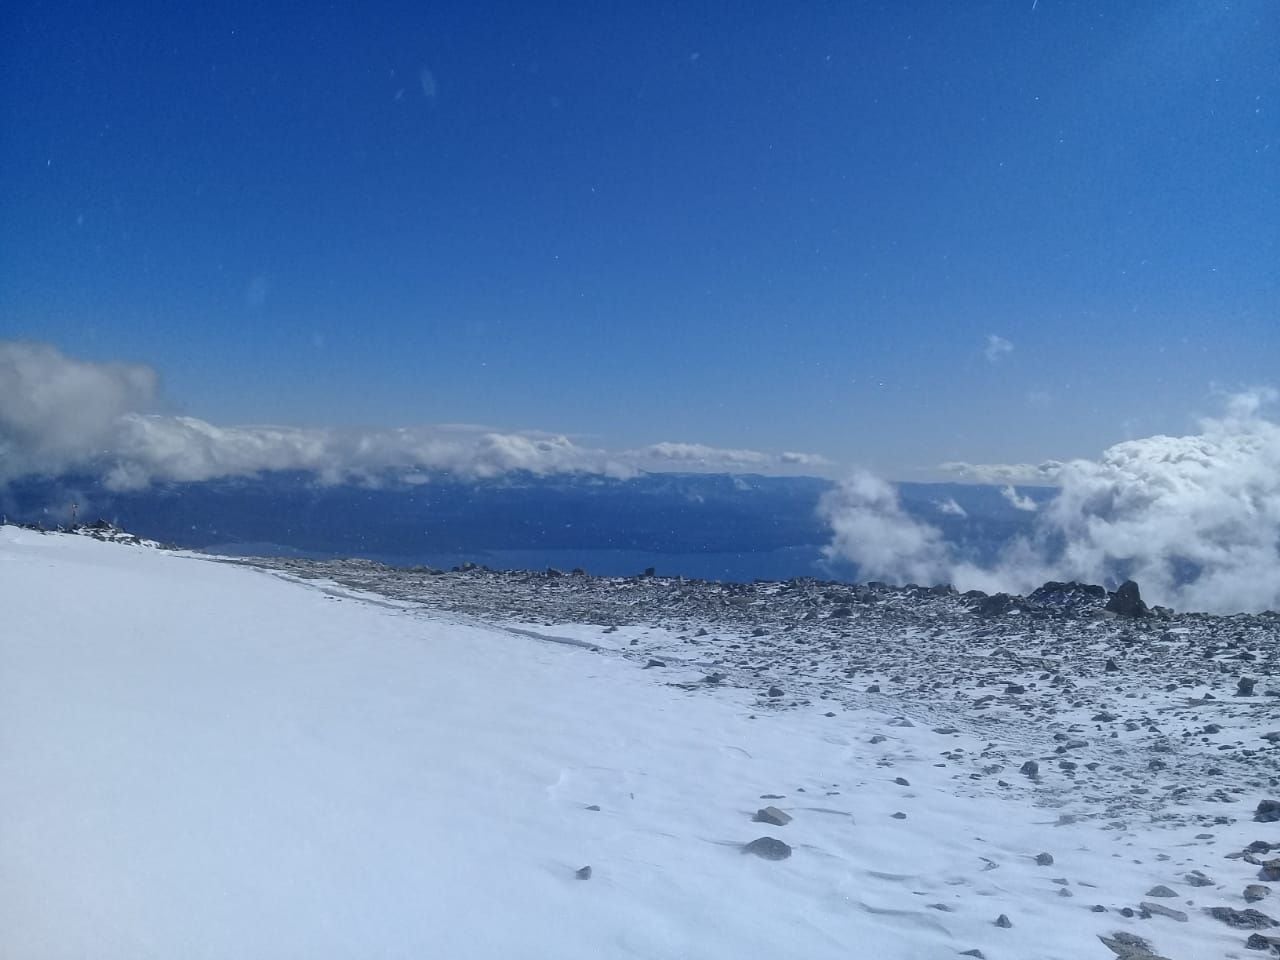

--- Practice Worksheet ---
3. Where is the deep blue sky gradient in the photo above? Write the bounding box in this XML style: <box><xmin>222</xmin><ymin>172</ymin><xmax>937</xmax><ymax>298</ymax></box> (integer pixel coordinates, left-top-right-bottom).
<box><xmin>3</xmin><ymin>1</ymin><xmax>1277</xmax><ymax>475</ymax></box>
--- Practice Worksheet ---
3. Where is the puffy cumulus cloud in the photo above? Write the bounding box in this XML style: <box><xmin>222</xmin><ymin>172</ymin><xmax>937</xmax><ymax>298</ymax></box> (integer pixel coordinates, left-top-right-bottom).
<box><xmin>819</xmin><ymin>471</ymin><xmax>951</xmax><ymax>586</ymax></box>
<box><xmin>0</xmin><ymin>341</ymin><xmax>159</xmax><ymax>479</ymax></box>
<box><xmin>824</xmin><ymin>390</ymin><xmax>1280</xmax><ymax>613</ymax></box>
<box><xmin>999</xmin><ymin>485</ymin><xmax>1039</xmax><ymax>512</ymax></box>
<box><xmin>940</xmin><ymin>460</ymin><xmax>1064</xmax><ymax>485</ymax></box>
<box><xmin>1</xmin><ymin>340</ymin><xmax>830</xmax><ymax>489</ymax></box>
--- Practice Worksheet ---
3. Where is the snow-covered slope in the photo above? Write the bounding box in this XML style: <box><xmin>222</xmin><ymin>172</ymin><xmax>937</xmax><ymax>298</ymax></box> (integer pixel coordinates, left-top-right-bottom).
<box><xmin>0</xmin><ymin>527</ymin><xmax>1261</xmax><ymax>959</ymax></box>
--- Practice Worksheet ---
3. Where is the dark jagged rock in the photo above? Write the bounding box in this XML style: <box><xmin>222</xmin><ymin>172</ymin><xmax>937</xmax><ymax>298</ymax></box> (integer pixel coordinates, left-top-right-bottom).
<box><xmin>1256</xmin><ymin>800</ymin><xmax>1280</xmax><ymax>823</ymax></box>
<box><xmin>1105</xmin><ymin>580</ymin><xmax>1150</xmax><ymax>618</ymax></box>
<box><xmin>1206</xmin><ymin>906</ymin><xmax>1278</xmax><ymax>929</ymax></box>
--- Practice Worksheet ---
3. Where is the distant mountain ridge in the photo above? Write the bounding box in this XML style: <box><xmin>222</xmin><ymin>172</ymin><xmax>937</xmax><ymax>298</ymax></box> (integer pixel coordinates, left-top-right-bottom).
<box><xmin>1</xmin><ymin>471</ymin><xmax>1053</xmax><ymax>581</ymax></box>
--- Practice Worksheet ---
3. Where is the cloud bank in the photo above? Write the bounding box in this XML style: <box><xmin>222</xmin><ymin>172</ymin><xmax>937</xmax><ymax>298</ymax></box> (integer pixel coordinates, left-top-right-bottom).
<box><xmin>823</xmin><ymin>389</ymin><xmax>1280</xmax><ymax>613</ymax></box>
<box><xmin>0</xmin><ymin>341</ymin><xmax>828</xmax><ymax>489</ymax></box>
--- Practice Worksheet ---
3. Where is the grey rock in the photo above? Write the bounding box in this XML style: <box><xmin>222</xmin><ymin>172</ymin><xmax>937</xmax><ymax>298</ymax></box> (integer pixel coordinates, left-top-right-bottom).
<box><xmin>575</xmin><ymin>865</ymin><xmax>592</xmax><ymax>880</ymax></box>
<box><xmin>994</xmin><ymin>913</ymin><xmax>1012</xmax><ymax>928</ymax></box>
<box><xmin>1099</xmin><ymin>932</ymin><xmax>1171</xmax><ymax>960</ymax></box>
<box><xmin>1245</xmin><ymin>933</ymin><xmax>1280</xmax><ymax>951</ymax></box>
<box><xmin>1034</xmin><ymin>852</ymin><xmax>1054</xmax><ymax>866</ymax></box>
<box><xmin>643</xmin><ymin>659</ymin><xmax>666</xmax><ymax>668</ymax></box>
<box><xmin>1206</xmin><ymin>906</ymin><xmax>1278</xmax><ymax>929</ymax></box>
<box><xmin>753</xmin><ymin>806</ymin><xmax>792</xmax><ymax>826</ymax></box>
<box><xmin>742</xmin><ymin>836</ymin><xmax>792</xmax><ymax>860</ymax></box>
<box><xmin>1020</xmin><ymin>760</ymin><xmax>1039</xmax><ymax>777</ymax></box>
<box><xmin>1105</xmin><ymin>580</ymin><xmax>1149</xmax><ymax>617</ymax></box>
<box><xmin>1183</xmin><ymin>871</ymin><xmax>1213</xmax><ymax>887</ymax></box>
<box><xmin>1140</xmin><ymin>901</ymin><xmax>1187</xmax><ymax>922</ymax></box>
<box><xmin>894</xmin><ymin>777</ymin><xmax>910</xmax><ymax>786</ymax></box>
<box><xmin>1256</xmin><ymin>800</ymin><xmax>1280</xmax><ymax>823</ymax></box>
<box><xmin>1246</xmin><ymin>885</ymin><xmax>1272</xmax><ymax>903</ymax></box>
<box><xmin>1146</xmin><ymin>885</ymin><xmax>1178</xmax><ymax>898</ymax></box>
<box><xmin>1239</xmin><ymin>677</ymin><xmax>1258</xmax><ymax>697</ymax></box>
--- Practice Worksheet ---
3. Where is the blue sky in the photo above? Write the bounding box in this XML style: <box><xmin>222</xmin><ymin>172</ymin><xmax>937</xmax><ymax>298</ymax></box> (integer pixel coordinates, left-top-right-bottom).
<box><xmin>3</xmin><ymin>0</ymin><xmax>1277</xmax><ymax>477</ymax></box>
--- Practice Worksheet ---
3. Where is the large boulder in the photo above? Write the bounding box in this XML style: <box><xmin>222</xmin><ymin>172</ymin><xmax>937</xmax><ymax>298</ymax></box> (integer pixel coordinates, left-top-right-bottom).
<box><xmin>1105</xmin><ymin>580</ymin><xmax>1149</xmax><ymax>618</ymax></box>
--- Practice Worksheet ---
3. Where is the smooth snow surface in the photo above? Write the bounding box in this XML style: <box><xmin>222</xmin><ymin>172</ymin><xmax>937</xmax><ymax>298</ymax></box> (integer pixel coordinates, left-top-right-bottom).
<box><xmin>0</xmin><ymin>528</ymin><xmax>1252</xmax><ymax>959</ymax></box>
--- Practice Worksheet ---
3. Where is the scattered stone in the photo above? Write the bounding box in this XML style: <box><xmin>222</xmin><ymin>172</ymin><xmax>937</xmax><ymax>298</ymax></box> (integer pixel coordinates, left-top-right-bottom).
<box><xmin>959</xmin><ymin>950</ymin><xmax>985</xmax><ymax>959</ymax></box>
<box><xmin>585</xmin><ymin>804</ymin><xmax>601</xmax><ymax>812</ymax></box>
<box><xmin>753</xmin><ymin>806</ymin><xmax>792</xmax><ymax>826</ymax></box>
<box><xmin>1183</xmin><ymin>871</ymin><xmax>1213</xmax><ymax>887</ymax></box>
<box><xmin>766</xmin><ymin>685</ymin><xmax>784</xmax><ymax>698</ymax></box>
<box><xmin>1140</xmin><ymin>902</ymin><xmax>1187</xmax><ymax>922</ymax></box>
<box><xmin>994</xmin><ymin>913</ymin><xmax>1012</xmax><ymax>928</ymax></box>
<box><xmin>1105</xmin><ymin>658</ymin><xmax>1120</xmax><ymax>672</ymax></box>
<box><xmin>1240</xmin><ymin>677</ymin><xmax>1259</xmax><ymax>697</ymax></box>
<box><xmin>1005</xmin><ymin>684</ymin><xmax>1026</xmax><ymax>695</ymax></box>
<box><xmin>1246</xmin><ymin>886</ymin><xmax>1272</xmax><ymax>903</ymax></box>
<box><xmin>891</xmin><ymin>812</ymin><xmax>907</xmax><ymax>820</ymax></box>
<box><xmin>869</xmin><ymin>735</ymin><xmax>887</xmax><ymax>744</ymax></box>
<box><xmin>742</xmin><ymin>837</ymin><xmax>792</xmax><ymax>860</ymax></box>
<box><xmin>1099</xmin><ymin>932</ymin><xmax>1171</xmax><ymax>960</ymax></box>
<box><xmin>1146</xmin><ymin>885</ymin><xmax>1177</xmax><ymax>898</ymax></box>
<box><xmin>575</xmin><ymin>865</ymin><xmax>592</xmax><ymax>880</ymax></box>
<box><xmin>1246</xmin><ymin>933</ymin><xmax>1280</xmax><ymax>952</ymax></box>
<box><xmin>894</xmin><ymin>777</ymin><xmax>910</xmax><ymax>786</ymax></box>
<box><xmin>1020</xmin><ymin>760</ymin><xmax>1039</xmax><ymax>777</ymax></box>
<box><xmin>643</xmin><ymin>659</ymin><xmax>666</xmax><ymax>669</ymax></box>
<box><xmin>1206</xmin><ymin>906</ymin><xmax>1278</xmax><ymax>929</ymax></box>
<box><xmin>1034</xmin><ymin>852</ymin><xmax>1054</xmax><ymax>866</ymax></box>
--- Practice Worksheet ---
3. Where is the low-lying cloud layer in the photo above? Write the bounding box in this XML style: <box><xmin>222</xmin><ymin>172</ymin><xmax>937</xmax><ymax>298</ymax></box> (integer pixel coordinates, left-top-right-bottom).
<box><xmin>823</xmin><ymin>389</ymin><xmax>1280</xmax><ymax>613</ymax></box>
<box><xmin>0</xmin><ymin>341</ymin><xmax>827</xmax><ymax>488</ymax></box>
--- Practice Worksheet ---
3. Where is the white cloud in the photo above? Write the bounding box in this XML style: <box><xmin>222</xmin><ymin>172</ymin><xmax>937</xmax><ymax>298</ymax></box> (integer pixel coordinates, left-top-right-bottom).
<box><xmin>999</xmin><ymin>485</ymin><xmax>1039</xmax><ymax>512</ymax></box>
<box><xmin>818</xmin><ymin>471</ymin><xmax>951</xmax><ymax>586</ymax></box>
<box><xmin>984</xmin><ymin>334</ymin><xmax>1014</xmax><ymax>363</ymax></box>
<box><xmin>0</xmin><ymin>341</ymin><xmax>159</xmax><ymax>479</ymax></box>
<box><xmin>940</xmin><ymin>460</ymin><xmax>1064</xmax><ymax>485</ymax></box>
<box><xmin>0</xmin><ymin>341</ymin><xmax>829</xmax><ymax>488</ymax></box>
<box><xmin>934</xmin><ymin>497</ymin><xmax>967</xmax><ymax>517</ymax></box>
<box><xmin>629</xmin><ymin>442</ymin><xmax>829</xmax><ymax>474</ymax></box>
<box><xmin>826</xmin><ymin>389</ymin><xmax>1280</xmax><ymax>613</ymax></box>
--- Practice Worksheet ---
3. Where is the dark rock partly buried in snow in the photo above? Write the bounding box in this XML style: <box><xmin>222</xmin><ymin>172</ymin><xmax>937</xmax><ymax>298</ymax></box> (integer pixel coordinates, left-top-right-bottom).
<box><xmin>742</xmin><ymin>836</ymin><xmax>792</xmax><ymax>860</ymax></box>
<box><xmin>1256</xmin><ymin>800</ymin><xmax>1280</xmax><ymax>823</ymax></box>
<box><xmin>1019</xmin><ymin>760</ymin><xmax>1039</xmax><ymax>777</ymax></box>
<box><xmin>1034</xmin><ymin>852</ymin><xmax>1054</xmax><ymax>866</ymax></box>
<box><xmin>1205</xmin><ymin>906</ymin><xmax>1278</xmax><ymax>929</ymax></box>
<box><xmin>1105</xmin><ymin>580</ymin><xmax>1149</xmax><ymax>618</ymax></box>
<box><xmin>575</xmin><ymin>865</ymin><xmax>592</xmax><ymax>880</ymax></box>
<box><xmin>1245</xmin><ymin>885</ymin><xmax>1272</xmax><ymax>903</ymax></box>
<box><xmin>1099</xmin><ymin>932</ymin><xmax>1171</xmax><ymax>960</ymax></box>
<box><xmin>1239</xmin><ymin>677</ymin><xmax>1258</xmax><ymax>697</ymax></box>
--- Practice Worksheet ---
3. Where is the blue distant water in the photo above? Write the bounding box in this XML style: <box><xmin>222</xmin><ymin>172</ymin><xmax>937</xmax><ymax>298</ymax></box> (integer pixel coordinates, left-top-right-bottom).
<box><xmin>5</xmin><ymin>471</ymin><xmax>1050</xmax><ymax>584</ymax></box>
